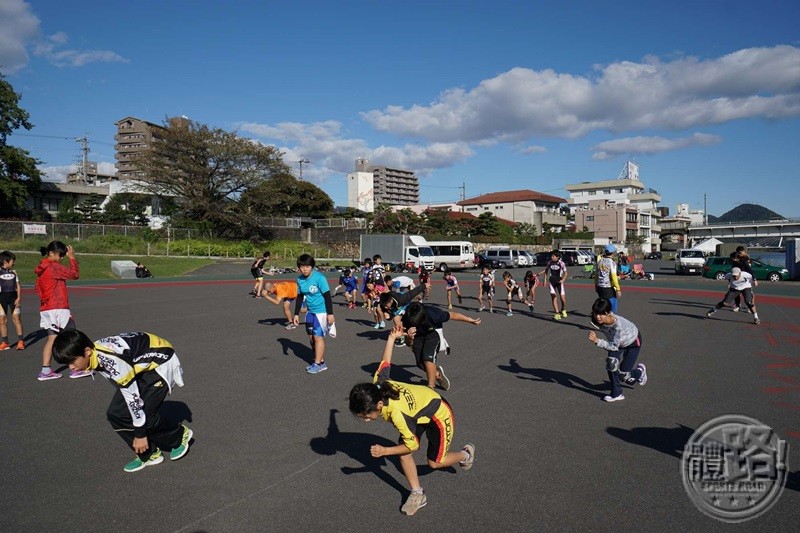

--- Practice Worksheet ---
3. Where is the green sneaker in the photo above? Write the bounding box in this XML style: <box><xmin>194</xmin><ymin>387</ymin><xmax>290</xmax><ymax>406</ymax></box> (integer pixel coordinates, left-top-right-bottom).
<box><xmin>170</xmin><ymin>424</ymin><xmax>194</xmax><ymax>461</ymax></box>
<box><xmin>123</xmin><ymin>448</ymin><xmax>164</xmax><ymax>473</ymax></box>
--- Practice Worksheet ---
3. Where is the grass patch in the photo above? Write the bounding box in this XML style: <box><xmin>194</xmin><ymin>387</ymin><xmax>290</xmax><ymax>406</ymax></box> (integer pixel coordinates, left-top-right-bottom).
<box><xmin>10</xmin><ymin>252</ymin><xmax>214</xmax><ymax>284</ymax></box>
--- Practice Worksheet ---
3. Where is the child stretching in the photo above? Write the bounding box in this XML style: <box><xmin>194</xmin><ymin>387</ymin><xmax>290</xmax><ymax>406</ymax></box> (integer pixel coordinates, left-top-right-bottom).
<box><xmin>477</xmin><ymin>266</ymin><xmax>495</xmax><ymax>313</ymax></box>
<box><xmin>261</xmin><ymin>281</ymin><xmax>299</xmax><ymax>330</ymax></box>
<box><xmin>339</xmin><ymin>269</ymin><xmax>359</xmax><ymax>309</ymax></box>
<box><xmin>587</xmin><ymin>298</ymin><xmax>648</xmax><ymax>402</ymax></box>
<box><xmin>52</xmin><ymin>330</ymin><xmax>192</xmax><ymax>472</ymax></box>
<box><xmin>250</xmin><ymin>251</ymin><xmax>271</xmax><ymax>297</ymax></box>
<box><xmin>0</xmin><ymin>251</ymin><xmax>25</xmax><ymax>350</ymax></box>
<box><xmin>418</xmin><ymin>268</ymin><xmax>431</xmax><ymax>300</ymax></box>
<box><xmin>539</xmin><ymin>250</ymin><xmax>568</xmax><ymax>320</ymax></box>
<box><xmin>443</xmin><ymin>271</ymin><xmax>462</xmax><ymax>310</ymax></box>
<box><xmin>378</xmin><ymin>284</ymin><xmax>426</xmax><ymax>332</ymax></box>
<box><xmin>502</xmin><ymin>271</ymin><xmax>525</xmax><ymax>316</ymax></box>
<box><xmin>401</xmin><ymin>302</ymin><xmax>481</xmax><ymax>391</ymax></box>
<box><xmin>384</xmin><ymin>274</ymin><xmax>415</xmax><ymax>293</ymax></box>
<box><xmin>35</xmin><ymin>241</ymin><xmax>91</xmax><ymax>381</ymax></box>
<box><xmin>349</xmin><ymin>325</ymin><xmax>476</xmax><ymax>516</ymax></box>
<box><xmin>360</xmin><ymin>258</ymin><xmax>373</xmax><ymax>309</ymax></box>
<box><xmin>366</xmin><ymin>281</ymin><xmax>389</xmax><ymax>329</ymax></box>
<box><xmin>706</xmin><ymin>267</ymin><xmax>760</xmax><ymax>325</ymax></box>
<box><xmin>522</xmin><ymin>270</ymin><xmax>540</xmax><ymax>313</ymax></box>
<box><xmin>292</xmin><ymin>254</ymin><xmax>335</xmax><ymax>374</ymax></box>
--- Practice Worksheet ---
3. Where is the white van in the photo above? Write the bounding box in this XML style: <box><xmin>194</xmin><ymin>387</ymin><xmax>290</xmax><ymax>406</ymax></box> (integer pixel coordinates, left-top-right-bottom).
<box><xmin>486</xmin><ymin>246</ymin><xmax>519</xmax><ymax>268</ymax></box>
<box><xmin>427</xmin><ymin>241</ymin><xmax>475</xmax><ymax>271</ymax></box>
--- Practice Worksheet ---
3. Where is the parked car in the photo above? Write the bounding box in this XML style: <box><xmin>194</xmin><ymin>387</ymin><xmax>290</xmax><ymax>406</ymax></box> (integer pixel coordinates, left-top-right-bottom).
<box><xmin>644</xmin><ymin>252</ymin><xmax>663</xmax><ymax>260</ymax></box>
<box><xmin>534</xmin><ymin>252</ymin><xmax>551</xmax><ymax>266</ymax></box>
<box><xmin>560</xmin><ymin>251</ymin><xmax>580</xmax><ymax>266</ymax></box>
<box><xmin>702</xmin><ymin>257</ymin><xmax>789</xmax><ymax>281</ymax></box>
<box><xmin>475</xmin><ymin>253</ymin><xmax>501</xmax><ymax>270</ymax></box>
<box><xmin>575</xmin><ymin>250</ymin><xmax>594</xmax><ymax>265</ymax></box>
<box><xmin>485</xmin><ymin>247</ymin><xmax>520</xmax><ymax>268</ymax></box>
<box><xmin>517</xmin><ymin>250</ymin><xmax>534</xmax><ymax>267</ymax></box>
<box><xmin>674</xmin><ymin>248</ymin><xmax>706</xmax><ymax>275</ymax></box>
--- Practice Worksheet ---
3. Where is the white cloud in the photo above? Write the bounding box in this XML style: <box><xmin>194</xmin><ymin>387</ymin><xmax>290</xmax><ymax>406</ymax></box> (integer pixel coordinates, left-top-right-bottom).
<box><xmin>39</xmin><ymin>164</ymin><xmax>75</xmax><ymax>182</ymax></box>
<box><xmin>363</xmin><ymin>46</ymin><xmax>800</xmax><ymax>143</ymax></box>
<box><xmin>0</xmin><ymin>0</ymin><xmax>40</xmax><ymax>73</ymax></box>
<box><xmin>239</xmin><ymin>121</ymin><xmax>474</xmax><ymax>182</ymax></box>
<box><xmin>590</xmin><ymin>133</ymin><xmax>722</xmax><ymax>160</ymax></box>
<box><xmin>520</xmin><ymin>145</ymin><xmax>547</xmax><ymax>155</ymax></box>
<box><xmin>34</xmin><ymin>32</ymin><xmax>128</xmax><ymax>67</ymax></box>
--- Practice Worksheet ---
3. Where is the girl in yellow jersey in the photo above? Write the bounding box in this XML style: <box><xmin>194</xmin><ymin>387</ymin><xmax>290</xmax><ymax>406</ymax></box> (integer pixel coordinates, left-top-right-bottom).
<box><xmin>349</xmin><ymin>325</ymin><xmax>475</xmax><ymax>516</ymax></box>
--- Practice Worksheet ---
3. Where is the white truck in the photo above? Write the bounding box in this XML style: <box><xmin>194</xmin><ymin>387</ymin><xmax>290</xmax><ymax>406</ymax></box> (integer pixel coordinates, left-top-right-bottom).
<box><xmin>360</xmin><ymin>234</ymin><xmax>435</xmax><ymax>272</ymax></box>
<box><xmin>674</xmin><ymin>248</ymin><xmax>706</xmax><ymax>275</ymax></box>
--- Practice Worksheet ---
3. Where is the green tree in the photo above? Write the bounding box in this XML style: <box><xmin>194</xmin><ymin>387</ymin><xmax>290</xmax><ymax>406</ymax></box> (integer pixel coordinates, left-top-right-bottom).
<box><xmin>240</xmin><ymin>172</ymin><xmax>334</xmax><ymax>218</ymax></box>
<box><xmin>369</xmin><ymin>204</ymin><xmax>423</xmax><ymax>234</ymax></box>
<box><xmin>515</xmin><ymin>222</ymin><xmax>538</xmax><ymax>238</ymax></box>
<box><xmin>56</xmin><ymin>197</ymin><xmax>83</xmax><ymax>223</ymax></box>
<box><xmin>75</xmin><ymin>193</ymin><xmax>104</xmax><ymax>221</ymax></box>
<box><xmin>0</xmin><ymin>71</ymin><xmax>41</xmax><ymax>216</ymax></box>
<box><xmin>472</xmin><ymin>212</ymin><xmax>502</xmax><ymax>236</ymax></box>
<box><xmin>136</xmin><ymin>118</ymin><xmax>289</xmax><ymax>236</ymax></box>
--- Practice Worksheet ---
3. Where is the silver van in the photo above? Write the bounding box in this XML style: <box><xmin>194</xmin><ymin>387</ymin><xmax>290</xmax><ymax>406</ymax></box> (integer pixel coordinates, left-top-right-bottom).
<box><xmin>486</xmin><ymin>247</ymin><xmax>519</xmax><ymax>268</ymax></box>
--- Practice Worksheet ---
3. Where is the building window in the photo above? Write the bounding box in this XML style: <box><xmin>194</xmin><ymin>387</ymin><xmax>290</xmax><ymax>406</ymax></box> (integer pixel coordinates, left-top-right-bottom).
<box><xmin>586</xmin><ymin>216</ymin><xmax>594</xmax><ymax>221</ymax></box>
<box><xmin>588</xmin><ymin>191</ymin><xmax>596</xmax><ymax>195</ymax></box>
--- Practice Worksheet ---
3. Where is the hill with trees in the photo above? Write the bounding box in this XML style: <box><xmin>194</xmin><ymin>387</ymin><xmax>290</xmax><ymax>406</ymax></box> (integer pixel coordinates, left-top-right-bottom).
<box><xmin>711</xmin><ymin>203</ymin><xmax>784</xmax><ymax>223</ymax></box>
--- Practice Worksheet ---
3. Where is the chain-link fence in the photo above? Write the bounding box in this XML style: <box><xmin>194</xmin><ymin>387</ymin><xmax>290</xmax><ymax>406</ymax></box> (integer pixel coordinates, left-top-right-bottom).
<box><xmin>0</xmin><ymin>220</ymin><xmax>197</xmax><ymax>242</ymax></box>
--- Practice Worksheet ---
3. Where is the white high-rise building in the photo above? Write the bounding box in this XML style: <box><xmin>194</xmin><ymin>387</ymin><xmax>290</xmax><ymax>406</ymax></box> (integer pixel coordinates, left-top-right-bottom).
<box><xmin>347</xmin><ymin>157</ymin><xmax>375</xmax><ymax>212</ymax></box>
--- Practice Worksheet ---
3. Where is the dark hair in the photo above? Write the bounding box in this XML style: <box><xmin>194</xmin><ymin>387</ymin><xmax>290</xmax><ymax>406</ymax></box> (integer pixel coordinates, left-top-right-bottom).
<box><xmin>363</xmin><ymin>258</ymin><xmax>371</xmax><ymax>264</ymax></box>
<box><xmin>384</xmin><ymin>274</ymin><xmax>392</xmax><ymax>283</ymax></box>
<box><xmin>402</xmin><ymin>302</ymin><xmax>430</xmax><ymax>329</ymax></box>
<box><xmin>297</xmin><ymin>254</ymin><xmax>315</xmax><ymax>268</ymax></box>
<box><xmin>41</xmin><ymin>240</ymin><xmax>68</xmax><ymax>258</ymax></box>
<box><xmin>502</xmin><ymin>270</ymin><xmax>511</xmax><ymax>279</ymax></box>
<box><xmin>419</xmin><ymin>267</ymin><xmax>428</xmax><ymax>275</ymax></box>
<box><xmin>344</xmin><ymin>269</ymin><xmax>351</xmax><ymax>277</ymax></box>
<box><xmin>372</xmin><ymin>254</ymin><xmax>382</xmax><ymax>262</ymax></box>
<box><xmin>263</xmin><ymin>251</ymin><xmax>271</xmax><ymax>258</ymax></box>
<box><xmin>379</xmin><ymin>292</ymin><xmax>396</xmax><ymax>311</ymax></box>
<box><xmin>551</xmin><ymin>250</ymin><xmax>561</xmax><ymax>258</ymax></box>
<box><xmin>592</xmin><ymin>298</ymin><xmax>613</xmax><ymax>316</ymax></box>
<box><xmin>52</xmin><ymin>329</ymin><xmax>94</xmax><ymax>365</ymax></box>
<box><xmin>735</xmin><ymin>246</ymin><xmax>745</xmax><ymax>253</ymax></box>
<box><xmin>0</xmin><ymin>250</ymin><xmax>16</xmax><ymax>263</ymax></box>
<box><xmin>349</xmin><ymin>382</ymin><xmax>399</xmax><ymax>416</ymax></box>
<box><xmin>524</xmin><ymin>270</ymin><xmax>533</xmax><ymax>280</ymax></box>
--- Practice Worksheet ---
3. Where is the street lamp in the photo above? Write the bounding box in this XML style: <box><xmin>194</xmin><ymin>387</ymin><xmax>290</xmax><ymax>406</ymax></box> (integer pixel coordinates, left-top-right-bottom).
<box><xmin>298</xmin><ymin>158</ymin><xmax>310</xmax><ymax>180</ymax></box>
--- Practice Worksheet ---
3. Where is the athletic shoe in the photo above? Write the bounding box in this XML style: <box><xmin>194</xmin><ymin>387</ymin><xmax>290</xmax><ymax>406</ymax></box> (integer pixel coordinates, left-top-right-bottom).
<box><xmin>307</xmin><ymin>362</ymin><xmax>328</xmax><ymax>374</ymax></box>
<box><xmin>436</xmin><ymin>365</ymin><xmax>450</xmax><ymax>391</ymax></box>
<box><xmin>637</xmin><ymin>363</ymin><xmax>648</xmax><ymax>386</ymax></box>
<box><xmin>401</xmin><ymin>491</ymin><xmax>427</xmax><ymax>516</ymax></box>
<box><xmin>16</xmin><ymin>340</ymin><xmax>25</xmax><ymax>350</ymax></box>
<box><xmin>528</xmin><ymin>304</ymin><xmax>534</xmax><ymax>312</ymax></box>
<box><xmin>706</xmin><ymin>308</ymin><xmax>716</xmax><ymax>317</ymax></box>
<box><xmin>603</xmin><ymin>394</ymin><xmax>625</xmax><ymax>402</ymax></box>
<box><xmin>506</xmin><ymin>311</ymin><xmax>513</xmax><ymax>317</ymax></box>
<box><xmin>123</xmin><ymin>448</ymin><xmax>164</xmax><ymax>473</ymax></box>
<box><xmin>372</xmin><ymin>322</ymin><xmax>381</xmax><ymax>330</ymax></box>
<box><xmin>394</xmin><ymin>337</ymin><xmax>406</xmax><ymax>347</ymax></box>
<box><xmin>606</xmin><ymin>356</ymin><xmax>620</xmax><ymax>372</ymax></box>
<box><xmin>170</xmin><ymin>425</ymin><xmax>194</xmax><ymax>461</ymax></box>
<box><xmin>458</xmin><ymin>295</ymin><xmax>463</xmax><ymax>304</ymax></box>
<box><xmin>754</xmin><ymin>317</ymin><xmax>760</xmax><ymax>325</ymax></box>
<box><xmin>0</xmin><ymin>342</ymin><xmax>9</xmax><ymax>350</ymax></box>
<box><xmin>379</xmin><ymin>321</ymin><xmax>385</xmax><ymax>328</ymax></box>
<box><xmin>732</xmin><ymin>306</ymin><xmax>740</xmax><ymax>312</ymax></box>
<box><xmin>478</xmin><ymin>305</ymin><xmax>485</xmax><ymax>312</ymax></box>
<box><xmin>285</xmin><ymin>323</ymin><xmax>297</xmax><ymax>330</ymax></box>
<box><xmin>69</xmin><ymin>369</ymin><xmax>93</xmax><ymax>379</ymax></box>
<box><xmin>460</xmin><ymin>443</ymin><xmax>476</xmax><ymax>471</ymax></box>
<box><xmin>448</xmin><ymin>304</ymin><xmax>453</xmax><ymax>310</ymax></box>
<box><xmin>37</xmin><ymin>369</ymin><xmax>62</xmax><ymax>381</ymax></box>
<box><xmin>553</xmin><ymin>313</ymin><xmax>562</xmax><ymax>320</ymax></box>
<box><xmin>561</xmin><ymin>310</ymin><xmax>568</xmax><ymax>318</ymax></box>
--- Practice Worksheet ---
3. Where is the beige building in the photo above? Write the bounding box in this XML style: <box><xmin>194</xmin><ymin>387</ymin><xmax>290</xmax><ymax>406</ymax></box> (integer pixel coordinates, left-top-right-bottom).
<box><xmin>457</xmin><ymin>189</ymin><xmax>567</xmax><ymax>232</ymax></box>
<box><xmin>574</xmin><ymin>200</ymin><xmax>641</xmax><ymax>245</ymax></box>
<box><xmin>347</xmin><ymin>158</ymin><xmax>419</xmax><ymax>212</ymax></box>
<box><xmin>115</xmin><ymin>116</ymin><xmax>189</xmax><ymax>179</ymax></box>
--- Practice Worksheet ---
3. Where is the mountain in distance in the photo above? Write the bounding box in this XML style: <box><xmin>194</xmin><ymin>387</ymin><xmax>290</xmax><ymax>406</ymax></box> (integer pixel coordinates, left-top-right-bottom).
<box><xmin>710</xmin><ymin>203</ymin><xmax>784</xmax><ymax>223</ymax></box>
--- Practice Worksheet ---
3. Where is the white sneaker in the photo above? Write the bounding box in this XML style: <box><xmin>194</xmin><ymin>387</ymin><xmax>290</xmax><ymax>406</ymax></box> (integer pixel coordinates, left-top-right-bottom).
<box><xmin>637</xmin><ymin>363</ymin><xmax>648</xmax><ymax>386</ymax></box>
<box><xmin>603</xmin><ymin>394</ymin><xmax>625</xmax><ymax>402</ymax></box>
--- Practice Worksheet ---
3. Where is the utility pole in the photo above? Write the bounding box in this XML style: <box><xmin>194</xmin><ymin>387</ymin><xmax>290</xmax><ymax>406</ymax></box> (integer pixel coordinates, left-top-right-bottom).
<box><xmin>76</xmin><ymin>136</ymin><xmax>90</xmax><ymax>184</ymax></box>
<box><xmin>298</xmin><ymin>158</ymin><xmax>310</xmax><ymax>180</ymax></box>
<box><xmin>703</xmin><ymin>193</ymin><xmax>708</xmax><ymax>225</ymax></box>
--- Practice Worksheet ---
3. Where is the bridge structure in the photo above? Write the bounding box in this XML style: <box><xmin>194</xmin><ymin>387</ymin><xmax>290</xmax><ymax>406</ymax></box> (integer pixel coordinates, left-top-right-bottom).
<box><xmin>660</xmin><ymin>218</ymin><xmax>800</xmax><ymax>249</ymax></box>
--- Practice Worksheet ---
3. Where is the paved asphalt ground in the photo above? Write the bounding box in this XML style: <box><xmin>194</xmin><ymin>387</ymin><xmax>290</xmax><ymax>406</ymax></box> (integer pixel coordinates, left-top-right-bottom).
<box><xmin>1</xmin><ymin>260</ymin><xmax>799</xmax><ymax>532</ymax></box>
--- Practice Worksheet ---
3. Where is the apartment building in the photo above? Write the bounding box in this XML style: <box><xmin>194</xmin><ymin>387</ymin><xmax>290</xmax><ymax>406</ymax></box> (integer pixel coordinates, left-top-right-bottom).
<box><xmin>457</xmin><ymin>189</ymin><xmax>568</xmax><ymax>231</ymax></box>
<box><xmin>346</xmin><ymin>158</ymin><xmax>419</xmax><ymax>212</ymax></box>
<box><xmin>566</xmin><ymin>162</ymin><xmax>662</xmax><ymax>251</ymax></box>
<box><xmin>114</xmin><ymin>115</ymin><xmax>190</xmax><ymax>179</ymax></box>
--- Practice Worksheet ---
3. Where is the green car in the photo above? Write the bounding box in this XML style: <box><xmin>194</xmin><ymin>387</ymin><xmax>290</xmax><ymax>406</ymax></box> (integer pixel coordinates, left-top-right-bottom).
<box><xmin>702</xmin><ymin>256</ymin><xmax>790</xmax><ymax>281</ymax></box>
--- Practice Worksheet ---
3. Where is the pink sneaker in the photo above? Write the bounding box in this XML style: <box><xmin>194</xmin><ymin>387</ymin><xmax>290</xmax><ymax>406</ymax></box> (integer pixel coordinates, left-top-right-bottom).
<box><xmin>38</xmin><ymin>369</ymin><xmax>62</xmax><ymax>381</ymax></box>
<box><xmin>69</xmin><ymin>369</ymin><xmax>93</xmax><ymax>379</ymax></box>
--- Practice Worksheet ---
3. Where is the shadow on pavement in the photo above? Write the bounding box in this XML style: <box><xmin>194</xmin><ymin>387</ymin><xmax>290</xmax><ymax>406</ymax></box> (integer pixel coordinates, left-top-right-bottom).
<box><xmin>606</xmin><ymin>424</ymin><xmax>695</xmax><ymax>459</ymax></box>
<box><xmin>498</xmin><ymin>358</ymin><xmax>607</xmax><ymax>398</ymax></box>
<box><xmin>310</xmin><ymin>409</ymin><xmax>407</xmax><ymax>498</ymax></box>
<box><xmin>22</xmin><ymin>329</ymin><xmax>48</xmax><ymax>348</ymax></box>
<box><xmin>653</xmin><ymin>311</ymin><xmax>707</xmax><ymax>321</ymax></box>
<box><xmin>360</xmin><ymin>362</ymin><xmax>425</xmax><ymax>384</ymax></box>
<box><xmin>275</xmin><ymin>337</ymin><xmax>314</xmax><ymax>365</ymax></box>
<box><xmin>649</xmin><ymin>298</ymin><xmax>711</xmax><ymax>309</ymax></box>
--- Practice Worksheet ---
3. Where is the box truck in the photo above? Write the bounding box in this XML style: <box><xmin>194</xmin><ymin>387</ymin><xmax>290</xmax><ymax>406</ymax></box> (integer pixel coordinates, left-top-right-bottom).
<box><xmin>360</xmin><ymin>234</ymin><xmax>435</xmax><ymax>271</ymax></box>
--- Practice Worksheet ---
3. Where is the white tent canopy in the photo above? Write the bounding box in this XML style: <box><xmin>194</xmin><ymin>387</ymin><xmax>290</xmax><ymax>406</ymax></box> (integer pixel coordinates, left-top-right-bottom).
<box><xmin>689</xmin><ymin>237</ymin><xmax>723</xmax><ymax>253</ymax></box>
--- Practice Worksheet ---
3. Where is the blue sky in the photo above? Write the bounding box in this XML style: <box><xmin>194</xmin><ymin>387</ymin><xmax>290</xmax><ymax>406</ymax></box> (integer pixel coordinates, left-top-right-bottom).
<box><xmin>3</xmin><ymin>0</ymin><xmax>800</xmax><ymax>217</ymax></box>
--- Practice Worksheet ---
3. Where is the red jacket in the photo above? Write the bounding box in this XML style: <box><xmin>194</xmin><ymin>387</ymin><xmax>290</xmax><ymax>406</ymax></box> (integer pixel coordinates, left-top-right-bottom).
<box><xmin>34</xmin><ymin>257</ymin><xmax>79</xmax><ymax>311</ymax></box>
